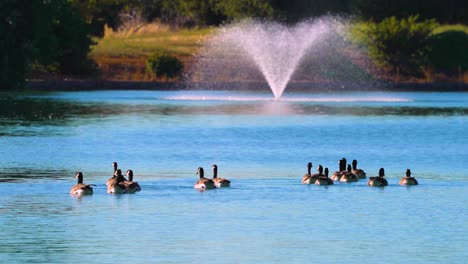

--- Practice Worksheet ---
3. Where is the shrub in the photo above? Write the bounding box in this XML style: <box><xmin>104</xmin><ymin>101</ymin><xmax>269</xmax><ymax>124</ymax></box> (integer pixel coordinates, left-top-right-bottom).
<box><xmin>427</xmin><ymin>30</ymin><xmax>468</xmax><ymax>71</ymax></box>
<box><xmin>145</xmin><ymin>51</ymin><xmax>183</xmax><ymax>79</ymax></box>
<box><xmin>360</xmin><ymin>16</ymin><xmax>438</xmax><ymax>76</ymax></box>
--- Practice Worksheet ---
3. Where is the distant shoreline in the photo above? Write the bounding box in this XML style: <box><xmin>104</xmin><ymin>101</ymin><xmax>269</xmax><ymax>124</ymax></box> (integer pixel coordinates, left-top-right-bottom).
<box><xmin>26</xmin><ymin>80</ymin><xmax>468</xmax><ymax>92</ymax></box>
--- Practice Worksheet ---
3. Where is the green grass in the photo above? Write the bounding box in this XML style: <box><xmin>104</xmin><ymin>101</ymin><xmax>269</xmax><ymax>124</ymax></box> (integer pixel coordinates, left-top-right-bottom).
<box><xmin>90</xmin><ymin>24</ymin><xmax>213</xmax><ymax>58</ymax></box>
<box><xmin>432</xmin><ymin>24</ymin><xmax>468</xmax><ymax>34</ymax></box>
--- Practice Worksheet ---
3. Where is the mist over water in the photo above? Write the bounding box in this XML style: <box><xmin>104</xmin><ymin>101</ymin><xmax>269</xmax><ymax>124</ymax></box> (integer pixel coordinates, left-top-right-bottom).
<box><xmin>187</xmin><ymin>17</ymin><xmax>373</xmax><ymax>99</ymax></box>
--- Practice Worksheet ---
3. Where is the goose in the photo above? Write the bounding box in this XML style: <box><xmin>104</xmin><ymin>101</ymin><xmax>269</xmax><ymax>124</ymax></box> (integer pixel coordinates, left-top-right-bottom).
<box><xmin>399</xmin><ymin>169</ymin><xmax>418</xmax><ymax>186</ymax></box>
<box><xmin>368</xmin><ymin>168</ymin><xmax>388</xmax><ymax>187</ymax></box>
<box><xmin>315</xmin><ymin>167</ymin><xmax>334</xmax><ymax>186</ymax></box>
<box><xmin>106</xmin><ymin>162</ymin><xmax>118</xmax><ymax>187</ymax></box>
<box><xmin>331</xmin><ymin>158</ymin><xmax>347</xmax><ymax>181</ymax></box>
<box><xmin>107</xmin><ymin>162</ymin><xmax>127</xmax><ymax>187</ymax></box>
<box><xmin>120</xmin><ymin>169</ymin><xmax>142</xmax><ymax>193</ymax></box>
<box><xmin>107</xmin><ymin>169</ymin><xmax>127</xmax><ymax>194</ymax></box>
<box><xmin>70</xmin><ymin>172</ymin><xmax>94</xmax><ymax>196</ymax></box>
<box><xmin>301</xmin><ymin>162</ymin><xmax>314</xmax><ymax>184</ymax></box>
<box><xmin>212</xmin><ymin>164</ymin><xmax>230</xmax><ymax>188</ymax></box>
<box><xmin>351</xmin><ymin>159</ymin><xmax>366</xmax><ymax>179</ymax></box>
<box><xmin>340</xmin><ymin>164</ymin><xmax>358</xmax><ymax>183</ymax></box>
<box><xmin>194</xmin><ymin>167</ymin><xmax>215</xmax><ymax>190</ymax></box>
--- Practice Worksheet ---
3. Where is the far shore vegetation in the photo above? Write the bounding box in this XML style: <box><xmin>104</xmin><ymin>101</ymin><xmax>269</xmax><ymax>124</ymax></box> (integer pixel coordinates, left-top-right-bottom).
<box><xmin>1</xmin><ymin>0</ymin><xmax>467</xmax><ymax>90</ymax></box>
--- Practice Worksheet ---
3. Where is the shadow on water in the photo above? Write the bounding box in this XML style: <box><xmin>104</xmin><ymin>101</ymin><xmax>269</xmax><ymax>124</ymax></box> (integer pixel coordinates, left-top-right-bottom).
<box><xmin>1</xmin><ymin>92</ymin><xmax>467</xmax><ymax>135</ymax></box>
<box><xmin>0</xmin><ymin>168</ymin><xmax>71</xmax><ymax>183</ymax></box>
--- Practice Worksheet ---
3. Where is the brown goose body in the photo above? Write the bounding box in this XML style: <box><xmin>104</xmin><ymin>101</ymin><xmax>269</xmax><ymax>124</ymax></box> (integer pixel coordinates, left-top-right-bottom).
<box><xmin>315</xmin><ymin>168</ymin><xmax>334</xmax><ymax>186</ymax></box>
<box><xmin>212</xmin><ymin>165</ymin><xmax>230</xmax><ymax>188</ymax></box>
<box><xmin>340</xmin><ymin>165</ymin><xmax>358</xmax><ymax>183</ymax></box>
<box><xmin>331</xmin><ymin>158</ymin><xmax>347</xmax><ymax>181</ymax></box>
<box><xmin>70</xmin><ymin>172</ymin><xmax>93</xmax><ymax>196</ymax></box>
<box><xmin>194</xmin><ymin>167</ymin><xmax>215</xmax><ymax>190</ymax></box>
<box><xmin>399</xmin><ymin>169</ymin><xmax>418</xmax><ymax>186</ymax></box>
<box><xmin>107</xmin><ymin>162</ymin><xmax>128</xmax><ymax>187</ymax></box>
<box><xmin>301</xmin><ymin>162</ymin><xmax>317</xmax><ymax>184</ymax></box>
<box><xmin>107</xmin><ymin>169</ymin><xmax>127</xmax><ymax>194</ymax></box>
<box><xmin>368</xmin><ymin>168</ymin><xmax>388</xmax><ymax>187</ymax></box>
<box><xmin>351</xmin><ymin>160</ymin><xmax>366</xmax><ymax>179</ymax></box>
<box><xmin>118</xmin><ymin>169</ymin><xmax>141</xmax><ymax>193</ymax></box>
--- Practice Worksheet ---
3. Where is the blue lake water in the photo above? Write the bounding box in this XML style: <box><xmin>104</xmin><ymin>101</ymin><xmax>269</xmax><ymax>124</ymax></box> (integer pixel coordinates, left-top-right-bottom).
<box><xmin>0</xmin><ymin>90</ymin><xmax>467</xmax><ymax>263</ymax></box>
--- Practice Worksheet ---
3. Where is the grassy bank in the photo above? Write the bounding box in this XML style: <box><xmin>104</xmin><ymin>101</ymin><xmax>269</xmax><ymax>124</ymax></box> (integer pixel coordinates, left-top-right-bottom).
<box><xmin>90</xmin><ymin>24</ymin><xmax>212</xmax><ymax>80</ymax></box>
<box><xmin>90</xmin><ymin>22</ymin><xmax>467</xmax><ymax>83</ymax></box>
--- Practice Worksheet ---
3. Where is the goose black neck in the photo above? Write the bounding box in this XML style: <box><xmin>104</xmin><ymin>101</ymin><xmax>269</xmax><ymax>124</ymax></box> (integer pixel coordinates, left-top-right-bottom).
<box><xmin>340</xmin><ymin>159</ymin><xmax>346</xmax><ymax>171</ymax></box>
<box><xmin>379</xmin><ymin>168</ymin><xmax>385</xmax><ymax>177</ymax></box>
<box><xmin>307</xmin><ymin>162</ymin><xmax>312</xmax><ymax>175</ymax></box>
<box><xmin>77</xmin><ymin>174</ymin><xmax>83</xmax><ymax>184</ymax></box>
<box><xmin>112</xmin><ymin>162</ymin><xmax>118</xmax><ymax>173</ymax></box>
<box><xmin>324</xmin><ymin>168</ymin><xmax>329</xmax><ymax>178</ymax></box>
<box><xmin>127</xmin><ymin>170</ymin><xmax>134</xmax><ymax>181</ymax></box>
<box><xmin>352</xmin><ymin>160</ymin><xmax>357</xmax><ymax>170</ymax></box>
<box><xmin>213</xmin><ymin>166</ymin><xmax>218</xmax><ymax>179</ymax></box>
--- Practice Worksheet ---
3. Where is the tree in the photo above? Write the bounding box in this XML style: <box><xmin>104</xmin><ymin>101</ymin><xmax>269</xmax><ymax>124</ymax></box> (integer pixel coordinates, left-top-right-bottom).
<box><xmin>0</xmin><ymin>0</ymin><xmax>56</xmax><ymax>89</ymax></box>
<box><xmin>360</xmin><ymin>16</ymin><xmax>438</xmax><ymax>78</ymax></box>
<box><xmin>0</xmin><ymin>0</ymin><xmax>95</xmax><ymax>89</ymax></box>
<box><xmin>352</xmin><ymin>0</ymin><xmax>467</xmax><ymax>24</ymax></box>
<box><xmin>427</xmin><ymin>30</ymin><xmax>468</xmax><ymax>77</ymax></box>
<box><xmin>209</xmin><ymin>0</ymin><xmax>274</xmax><ymax>22</ymax></box>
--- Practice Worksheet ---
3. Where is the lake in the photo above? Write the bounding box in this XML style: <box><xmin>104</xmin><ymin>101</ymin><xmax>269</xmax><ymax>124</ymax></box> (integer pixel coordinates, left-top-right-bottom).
<box><xmin>0</xmin><ymin>90</ymin><xmax>467</xmax><ymax>263</ymax></box>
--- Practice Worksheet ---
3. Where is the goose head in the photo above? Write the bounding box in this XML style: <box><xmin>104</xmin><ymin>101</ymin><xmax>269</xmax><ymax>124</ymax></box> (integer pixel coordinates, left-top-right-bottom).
<box><xmin>406</xmin><ymin>169</ymin><xmax>411</xmax><ymax>177</ymax></box>
<box><xmin>126</xmin><ymin>169</ymin><xmax>134</xmax><ymax>181</ymax></box>
<box><xmin>115</xmin><ymin>169</ymin><xmax>125</xmax><ymax>183</ymax></box>
<box><xmin>75</xmin><ymin>172</ymin><xmax>84</xmax><ymax>184</ymax></box>
<box><xmin>379</xmin><ymin>168</ymin><xmax>385</xmax><ymax>177</ymax></box>
<box><xmin>324</xmin><ymin>168</ymin><xmax>329</xmax><ymax>178</ymax></box>
<box><xmin>197</xmin><ymin>167</ymin><xmax>204</xmax><ymax>178</ymax></box>
<box><xmin>317</xmin><ymin>165</ymin><xmax>323</xmax><ymax>175</ymax></box>
<box><xmin>112</xmin><ymin>162</ymin><xmax>118</xmax><ymax>173</ymax></box>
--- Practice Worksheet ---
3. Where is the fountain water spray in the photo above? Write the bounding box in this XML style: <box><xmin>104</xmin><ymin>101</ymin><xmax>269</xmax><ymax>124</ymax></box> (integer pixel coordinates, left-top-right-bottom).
<box><xmin>187</xmin><ymin>17</ymin><xmax>345</xmax><ymax>100</ymax></box>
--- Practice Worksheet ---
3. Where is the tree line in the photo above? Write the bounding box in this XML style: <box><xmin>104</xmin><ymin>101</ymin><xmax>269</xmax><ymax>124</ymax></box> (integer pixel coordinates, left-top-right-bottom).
<box><xmin>1</xmin><ymin>0</ymin><xmax>467</xmax><ymax>89</ymax></box>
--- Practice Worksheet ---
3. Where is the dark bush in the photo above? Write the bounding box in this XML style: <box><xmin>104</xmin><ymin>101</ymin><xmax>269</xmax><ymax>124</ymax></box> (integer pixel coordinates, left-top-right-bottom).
<box><xmin>361</xmin><ymin>16</ymin><xmax>438</xmax><ymax>76</ymax></box>
<box><xmin>146</xmin><ymin>51</ymin><xmax>183</xmax><ymax>79</ymax></box>
<box><xmin>427</xmin><ymin>30</ymin><xmax>468</xmax><ymax>71</ymax></box>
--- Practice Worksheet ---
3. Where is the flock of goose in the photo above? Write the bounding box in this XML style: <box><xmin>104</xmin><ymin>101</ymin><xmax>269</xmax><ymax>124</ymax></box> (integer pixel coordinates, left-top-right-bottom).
<box><xmin>69</xmin><ymin>158</ymin><xmax>418</xmax><ymax>196</ymax></box>
<box><xmin>302</xmin><ymin>158</ymin><xmax>418</xmax><ymax>187</ymax></box>
<box><xmin>69</xmin><ymin>162</ymin><xmax>141</xmax><ymax>196</ymax></box>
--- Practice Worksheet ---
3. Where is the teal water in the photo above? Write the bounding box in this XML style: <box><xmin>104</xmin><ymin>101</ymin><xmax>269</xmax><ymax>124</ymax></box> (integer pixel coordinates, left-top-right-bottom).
<box><xmin>0</xmin><ymin>90</ymin><xmax>467</xmax><ymax>263</ymax></box>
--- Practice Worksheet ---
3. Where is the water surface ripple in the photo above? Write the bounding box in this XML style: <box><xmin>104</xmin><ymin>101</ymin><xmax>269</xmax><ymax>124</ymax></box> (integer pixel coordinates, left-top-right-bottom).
<box><xmin>0</xmin><ymin>90</ymin><xmax>467</xmax><ymax>263</ymax></box>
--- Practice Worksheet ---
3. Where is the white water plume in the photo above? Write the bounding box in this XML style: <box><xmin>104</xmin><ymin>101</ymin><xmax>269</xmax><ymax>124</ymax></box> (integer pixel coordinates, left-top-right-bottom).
<box><xmin>187</xmin><ymin>17</ymin><xmax>348</xmax><ymax>99</ymax></box>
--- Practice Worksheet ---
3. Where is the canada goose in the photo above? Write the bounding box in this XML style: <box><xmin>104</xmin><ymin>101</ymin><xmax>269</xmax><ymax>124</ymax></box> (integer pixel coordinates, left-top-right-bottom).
<box><xmin>368</xmin><ymin>168</ymin><xmax>388</xmax><ymax>187</ymax></box>
<box><xmin>107</xmin><ymin>162</ymin><xmax>127</xmax><ymax>187</ymax></box>
<box><xmin>340</xmin><ymin>164</ymin><xmax>358</xmax><ymax>183</ymax></box>
<box><xmin>331</xmin><ymin>158</ymin><xmax>347</xmax><ymax>181</ymax></box>
<box><xmin>120</xmin><ymin>169</ymin><xmax>141</xmax><ymax>193</ymax></box>
<box><xmin>70</xmin><ymin>172</ymin><xmax>94</xmax><ymax>196</ymax></box>
<box><xmin>107</xmin><ymin>169</ymin><xmax>127</xmax><ymax>194</ymax></box>
<box><xmin>194</xmin><ymin>167</ymin><xmax>215</xmax><ymax>190</ymax></box>
<box><xmin>302</xmin><ymin>162</ymin><xmax>313</xmax><ymax>184</ymax></box>
<box><xmin>106</xmin><ymin>162</ymin><xmax>118</xmax><ymax>186</ymax></box>
<box><xmin>315</xmin><ymin>167</ymin><xmax>334</xmax><ymax>185</ymax></box>
<box><xmin>212</xmin><ymin>164</ymin><xmax>230</xmax><ymax>187</ymax></box>
<box><xmin>351</xmin><ymin>159</ymin><xmax>366</xmax><ymax>179</ymax></box>
<box><xmin>399</xmin><ymin>169</ymin><xmax>418</xmax><ymax>186</ymax></box>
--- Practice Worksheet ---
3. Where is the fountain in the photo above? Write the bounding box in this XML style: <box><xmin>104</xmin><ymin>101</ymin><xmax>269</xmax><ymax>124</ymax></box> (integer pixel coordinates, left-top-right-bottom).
<box><xmin>187</xmin><ymin>17</ymin><xmax>357</xmax><ymax>100</ymax></box>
